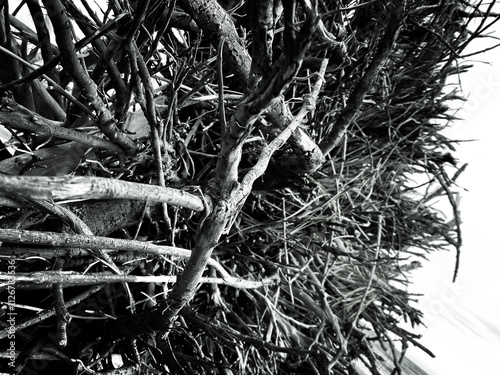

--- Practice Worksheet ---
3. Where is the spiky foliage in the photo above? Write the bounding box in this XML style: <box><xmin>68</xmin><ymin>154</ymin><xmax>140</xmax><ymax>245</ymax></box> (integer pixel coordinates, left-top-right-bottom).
<box><xmin>0</xmin><ymin>1</ymin><xmax>496</xmax><ymax>374</ymax></box>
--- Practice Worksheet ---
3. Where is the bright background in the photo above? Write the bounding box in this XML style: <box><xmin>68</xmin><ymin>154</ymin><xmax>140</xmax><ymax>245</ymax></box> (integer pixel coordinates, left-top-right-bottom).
<box><xmin>405</xmin><ymin>16</ymin><xmax>500</xmax><ymax>375</ymax></box>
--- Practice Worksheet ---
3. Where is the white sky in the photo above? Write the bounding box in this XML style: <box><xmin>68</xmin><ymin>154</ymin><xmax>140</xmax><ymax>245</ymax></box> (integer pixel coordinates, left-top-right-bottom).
<box><xmin>404</xmin><ymin>13</ymin><xmax>500</xmax><ymax>375</ymax></box>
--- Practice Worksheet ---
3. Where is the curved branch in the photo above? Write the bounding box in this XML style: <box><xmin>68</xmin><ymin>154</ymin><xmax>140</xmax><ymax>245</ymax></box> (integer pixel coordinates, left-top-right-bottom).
<box><xmin>180</xmin><ymin>0</ymin><xmax>324</xmax><ymax>173</ymax></box>
<box><xmin>242</xmin><ymin>59</ymin><xmax>329</xmax><ymax>190</ymax></box>
<box><xmin>41</xmin><ymin>0</ymin><xmax>137</xmax><ymax>155</ymax></box>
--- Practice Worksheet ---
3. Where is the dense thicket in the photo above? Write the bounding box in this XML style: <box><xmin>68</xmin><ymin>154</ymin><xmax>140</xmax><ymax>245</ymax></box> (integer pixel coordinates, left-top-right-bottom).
<box><xmin>0</xmin><ymin>0</ymin><xmax>497</xmax><ymax>374</ymax></box>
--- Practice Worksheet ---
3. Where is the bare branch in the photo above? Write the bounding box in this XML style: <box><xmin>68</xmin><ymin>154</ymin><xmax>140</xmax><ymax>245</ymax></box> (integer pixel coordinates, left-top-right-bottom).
<box><xmin>2</xmin><ymin>270</ymin><xmax>279</xmax><ymax>290</ymax></box>
<box><xmin>41</xmin><ymin>0</ymin><xmax>137</xmax><ymax>154</ymax></box>
<box><xmin>0</xmin><ymin>175</ymin><xmax>206</xmax><ymax>211</ymax></box>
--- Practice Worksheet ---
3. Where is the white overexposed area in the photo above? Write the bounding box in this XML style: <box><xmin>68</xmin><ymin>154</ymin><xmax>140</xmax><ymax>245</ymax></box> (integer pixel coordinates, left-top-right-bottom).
<box><xmin>405</xmin><ymin>15</ymin><xmax>500</xmax><ymax>375</ymax></box>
